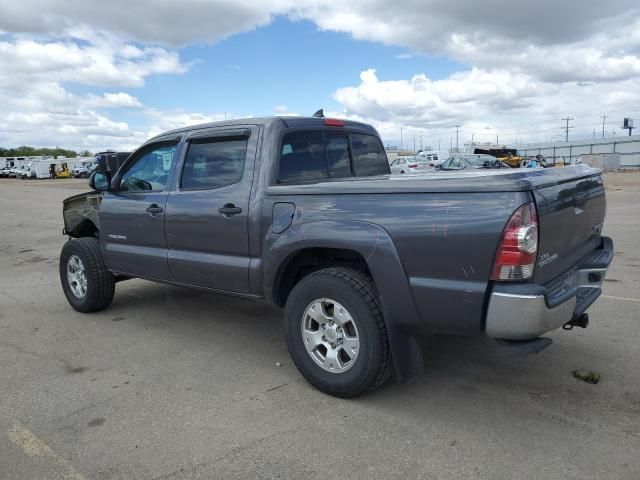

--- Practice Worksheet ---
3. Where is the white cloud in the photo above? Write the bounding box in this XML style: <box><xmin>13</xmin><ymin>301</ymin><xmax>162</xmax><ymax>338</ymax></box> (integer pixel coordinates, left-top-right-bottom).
<box><xmin>0</xmin><ymin>0</ymin><xmax>298</xmax><ymax>45</ymax></box>
<box><xmin>330</xmin><ymin>68</ymin><xmax>640</xmax><ymax>147</ymax></box>
<box><xmin>2</xmin><ymin>1</ymin><xmax>639</xmax><ymax>84</ymax></box>
<box><xmin>0</xmin><ymin>36</ymin><xmax>187</xmax><ymax>88</ymax></box>
<box><xmin>84</xmin><ymin>93</ymin><xmax>143</xmax><ymax>108</ymax></box>
<box><xmin>292</xmin><ymin>1</ymin><xmax>640</xmax><ymax>84</ymax></box>
<box><xmin>0</xmin><ymin>30</ymin><xmax>188</xmax><ymax>151</ymax></box>
<box><xmin>273</xmin><ymin>105</ymin><xmax>300</xmax><ymax>116</ymax></box>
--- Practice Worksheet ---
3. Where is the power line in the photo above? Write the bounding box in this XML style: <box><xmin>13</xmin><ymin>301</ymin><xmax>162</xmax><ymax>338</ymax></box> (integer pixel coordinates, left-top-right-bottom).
<box><xmin>561</xmin><ymin>117</ymin><xmax>574</xmax><ymax>142</ymax></box>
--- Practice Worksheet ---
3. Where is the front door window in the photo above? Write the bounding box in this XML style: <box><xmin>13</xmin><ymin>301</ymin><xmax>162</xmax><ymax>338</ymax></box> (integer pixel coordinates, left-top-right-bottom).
<box><xmin>120</xmin><ymin>144</ymin><xmax>177</xmax><ymax>192</ymax></box>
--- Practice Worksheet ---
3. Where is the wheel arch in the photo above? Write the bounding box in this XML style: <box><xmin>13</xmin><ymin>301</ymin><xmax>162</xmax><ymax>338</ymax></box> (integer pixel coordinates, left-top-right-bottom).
<box><xmin>66</xmin><ymin>218</ymin><xmax>98</xmax><ymax>238</ymax></box>
<box><xmin>264</xmin><ymin>220</ymin><xmax>425</xmax><ymax>383</ymax></box>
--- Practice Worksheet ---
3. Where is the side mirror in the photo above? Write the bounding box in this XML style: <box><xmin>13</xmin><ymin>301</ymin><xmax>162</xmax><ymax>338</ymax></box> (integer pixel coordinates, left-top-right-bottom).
<box><xmin>435</xmin><ymin>164</ymin><xmax>442</xmax><ymax>170</ymax></box>
<box><xmin>89</xmin><ymin>171</ymin><xmax>112</xmax><ymax>191</ymax></box>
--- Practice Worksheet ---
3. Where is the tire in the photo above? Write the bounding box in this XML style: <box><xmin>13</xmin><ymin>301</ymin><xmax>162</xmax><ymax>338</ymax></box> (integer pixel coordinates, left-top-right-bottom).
<box><xmin>284</xmin><ymin>268</ymin><xmax>392</xmax><ymax>397</ymax></box>
<box><xmin>59</xmin><ymin>237</ymin><xmax>115</xmax><ymax>313</ymax></box>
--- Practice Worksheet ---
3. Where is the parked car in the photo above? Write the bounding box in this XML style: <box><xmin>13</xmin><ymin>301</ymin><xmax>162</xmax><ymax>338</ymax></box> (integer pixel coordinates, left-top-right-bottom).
<box><xmin>0</xmin><ymin>166</ymin><xmax>11</xmax><ymax>177</ymax></box>
<box><xmin>390</xmin><ymin>156</ymin><xmax>430</xmax><ymax>174</ymax></box>
<box><xmin>8</xmin><ymin>166</ymin><xmax>26</xmax><ymax>178</ymax></box>
<box><xmin>59</xmin><ymin>115</ymin><xmax>613</xmax><ymax>398</ymax></box>
<box><xmin>72</xmin><ymin>164</ymin><xmax>93</xmax><ymax>178</ymax></box>
<box><xmin>436</xmin><ymin>154</ymin><xmax>511</xmax><ymax>171</ymax></box>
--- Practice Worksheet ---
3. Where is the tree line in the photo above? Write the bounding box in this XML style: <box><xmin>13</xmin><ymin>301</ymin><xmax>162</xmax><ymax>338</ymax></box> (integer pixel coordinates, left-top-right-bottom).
<box><xmin>0</xmin><ymin>146</ymin><xmax>93</xmax><ymax>158</ymax></box>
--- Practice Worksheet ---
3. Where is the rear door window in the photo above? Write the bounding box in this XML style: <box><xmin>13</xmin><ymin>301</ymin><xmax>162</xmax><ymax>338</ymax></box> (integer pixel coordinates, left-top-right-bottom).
<box><xmin>350</xmin><ymin>134</ymin><xmax>390</xmax><ymax>177</ymax></box>
<box><xmin>181</xmin><ymin>138</ymin><xmax>248</xmax><ymax>190</ymax></box>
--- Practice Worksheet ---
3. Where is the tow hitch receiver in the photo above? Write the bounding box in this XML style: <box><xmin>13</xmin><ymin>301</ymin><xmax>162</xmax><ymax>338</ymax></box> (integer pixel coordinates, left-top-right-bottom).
<box><xmin>563</xmin><ymin>313</ymin><xmax>589</xmax><ymax>331</ymax></box>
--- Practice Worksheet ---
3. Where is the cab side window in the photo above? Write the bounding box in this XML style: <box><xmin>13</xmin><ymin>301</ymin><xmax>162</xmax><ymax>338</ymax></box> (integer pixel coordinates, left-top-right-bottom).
<box><xmin>120</xmin><ymin>143</ymin><xmax>177</xmax><ymax>192</ymax></box>
<box><xmin>279</xmin><ymin>131</ymin><xmax>327</xmax><ymax>183</ymax></box>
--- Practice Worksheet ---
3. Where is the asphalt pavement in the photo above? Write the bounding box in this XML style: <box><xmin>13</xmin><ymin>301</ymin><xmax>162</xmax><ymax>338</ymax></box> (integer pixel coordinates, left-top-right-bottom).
<box><xmin>0</xmin><ymin>175</ymin><xmax>638</xmax><ymax>479</ymax></box>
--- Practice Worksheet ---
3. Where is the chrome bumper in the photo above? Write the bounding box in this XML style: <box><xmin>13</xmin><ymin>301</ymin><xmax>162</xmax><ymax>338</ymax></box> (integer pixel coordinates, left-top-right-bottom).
<box><xmin>485</xmin><ymin>238</ymin><xmax>613</xmax><ymax>341</ymax></box>
<box><xmin>485</xmin><ymin>292</ymin><xmax>576</xmax><ymax>340</ymax></box>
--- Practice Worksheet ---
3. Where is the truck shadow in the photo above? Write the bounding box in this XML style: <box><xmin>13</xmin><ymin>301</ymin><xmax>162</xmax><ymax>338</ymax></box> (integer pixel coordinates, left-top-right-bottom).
<box><xmin>104</xmin><ymin>280</ymin><xmax>615</xmax><ymax>418</ymax></box>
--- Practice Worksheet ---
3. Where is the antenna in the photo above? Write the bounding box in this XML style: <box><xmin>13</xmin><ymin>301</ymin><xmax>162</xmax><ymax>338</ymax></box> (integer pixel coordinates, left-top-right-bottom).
<box><xmin>312</xmin><ymin>109</ymin><xmax>324</xmax><ymax>118</ymax></box>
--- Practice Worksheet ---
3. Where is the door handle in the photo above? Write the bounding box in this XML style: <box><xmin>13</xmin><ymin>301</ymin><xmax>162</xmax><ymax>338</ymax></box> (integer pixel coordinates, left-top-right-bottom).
<box><xmin>218</xmin><ymin>204</ymin><xmax>242</xmax><ymax>217</ymax></box>
<box><xmin>573</xmin><ymin>192</ymin><xmax>587</xmax><ymax>207</ymax></box>
<box><xmin>146</xmin><ymin>203</ymin><xmax>164</xmax><ymax>214</ymax></box>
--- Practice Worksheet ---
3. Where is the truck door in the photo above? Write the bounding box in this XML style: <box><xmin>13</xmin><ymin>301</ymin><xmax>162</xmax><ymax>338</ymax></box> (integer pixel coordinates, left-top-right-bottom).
<box><xmin>99</xmin><ymin>140</ymin><xmax>180</xmax><ymax>280</ymax></box>
<box><xmin>164</xmin><ymin>126</ymin><xmax>257</xmax><ymax>293</ymax></box>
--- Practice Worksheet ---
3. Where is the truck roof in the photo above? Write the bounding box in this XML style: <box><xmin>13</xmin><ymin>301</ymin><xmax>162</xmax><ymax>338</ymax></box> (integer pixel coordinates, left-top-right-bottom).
<box><xmin>146</xmin><ymin>116</ymin><xmax>377</xmax><ymax>143</ymax></box>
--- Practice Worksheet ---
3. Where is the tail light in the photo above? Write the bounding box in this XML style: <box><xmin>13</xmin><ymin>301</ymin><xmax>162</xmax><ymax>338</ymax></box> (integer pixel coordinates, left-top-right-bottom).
<box><xmin>408</xmin><ymin>163</ymin><xmax>418</xmax><ymax>168</ymax></box>
<box><xmin>491</xmin><ymin>202</ymin><xmax>538</xmax><ymax>281</ymax></box>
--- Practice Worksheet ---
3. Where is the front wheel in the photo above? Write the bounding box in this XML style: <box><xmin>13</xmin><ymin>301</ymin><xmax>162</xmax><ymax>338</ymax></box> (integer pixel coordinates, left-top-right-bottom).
<box><xmin>60</xmin><ymin>237</ymin><xmax>115</xmax><ymax>313</ymax></box>
<box><xmin>284</xmin><ymin>268</ymin><xmax>392</xmax><ymax>397</ymax></box>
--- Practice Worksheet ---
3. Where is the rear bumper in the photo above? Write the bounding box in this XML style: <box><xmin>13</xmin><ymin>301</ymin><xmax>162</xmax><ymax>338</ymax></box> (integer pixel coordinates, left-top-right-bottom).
<box><xmin>485</xmin><ymin>237</ymin><xmax>614</xmax><ymax>340</ymax></box>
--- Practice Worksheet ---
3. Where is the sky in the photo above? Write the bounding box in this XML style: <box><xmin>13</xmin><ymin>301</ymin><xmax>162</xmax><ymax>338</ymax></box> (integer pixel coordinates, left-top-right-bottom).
<box><xmin>1</xmin><ymin>0</ymin><xmax>640</xmax><ymax>152</ymax></box>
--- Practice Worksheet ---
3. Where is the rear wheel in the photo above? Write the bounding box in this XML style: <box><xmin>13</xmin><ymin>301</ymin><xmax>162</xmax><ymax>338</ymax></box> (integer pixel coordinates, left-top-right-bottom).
<box><xmin>284</xmin><ymin>268</ymin><xmax>392</xmax><ymax>397</ymax></box>
<box><xmin>60</xmin><ymin>237</ymin><xmax>115</xmax><ymax>313</ymax></box>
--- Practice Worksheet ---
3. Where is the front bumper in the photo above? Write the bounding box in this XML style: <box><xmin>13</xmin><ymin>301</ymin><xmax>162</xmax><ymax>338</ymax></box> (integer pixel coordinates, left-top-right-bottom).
<box><xmin>485</xmin><ymin>237</ymin><xmax>614</xmax><ymax>341</ymax></box>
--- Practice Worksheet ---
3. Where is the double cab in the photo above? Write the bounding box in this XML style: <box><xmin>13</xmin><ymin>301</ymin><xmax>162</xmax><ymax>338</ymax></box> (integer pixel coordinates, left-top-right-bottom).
<box><xmin>60</xmin><ymin>115</ymin><xmax>613</xmax><ymax>397</ymax></box>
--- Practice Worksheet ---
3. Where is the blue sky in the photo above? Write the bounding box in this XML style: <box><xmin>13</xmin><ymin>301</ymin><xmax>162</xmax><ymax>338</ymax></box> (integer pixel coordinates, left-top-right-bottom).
<box><xmin>118</xmin><ymin>18</ymin><xmax>464</xmax><ymax>121</ymax></box>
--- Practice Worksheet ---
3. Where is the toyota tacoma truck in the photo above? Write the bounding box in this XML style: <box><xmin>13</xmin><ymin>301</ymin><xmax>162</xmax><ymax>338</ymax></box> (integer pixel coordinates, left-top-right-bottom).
<box><xmin>60</xmin><ymin>115</ymin><xmax>613</xmax><ymax>397</ymax></box>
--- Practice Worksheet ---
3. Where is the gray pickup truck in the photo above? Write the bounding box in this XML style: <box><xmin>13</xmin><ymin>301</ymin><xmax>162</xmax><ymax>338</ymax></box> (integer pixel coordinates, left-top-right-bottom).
<box><xmin>60</xmin><ymin>115</ymin><xmax>613</xmax><ymax>397</ymax></box>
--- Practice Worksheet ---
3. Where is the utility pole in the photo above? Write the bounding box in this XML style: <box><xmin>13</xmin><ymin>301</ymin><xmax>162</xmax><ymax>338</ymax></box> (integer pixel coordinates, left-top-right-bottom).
<box><xmin>496</xmin><ymin>135</ymin><xmax>499</xmax><ymax>145</ymax></box>
<box><xmin>450</xmin><ymin>138</ymin><xmax>453</xmax><ymax>153</ymax></box>
<box><xmin>562</xmin><ymin>117</ymin><xmax>574</xmax><ymax>142</ymax></box>
<box><xmin>438</xmin><ymin>138</ymin><xmax>441</xmax><ymax>150</ymax></box>
<box><xmin>454</xmin><ymin>125</ymin><xmax>461</xmax><ymax>152</ymax></box>
<box><xmin>471</xmin><ymin>133</ymin><xmax>474</xmax><ymax>143</ymax></box>
<box><xmin>400</xmin><ymin>127</ymin><xmax>403</xmax><ymax>150</ymax></box>
<box><xmin>419</xmin><ymin>133</ymin><xmax>423</xmax><ymax>151</ymax></box>
<box><xmin>601</xmin><ymin>115</ymin><xmax>607</xmax><ymax>138</ymax></box>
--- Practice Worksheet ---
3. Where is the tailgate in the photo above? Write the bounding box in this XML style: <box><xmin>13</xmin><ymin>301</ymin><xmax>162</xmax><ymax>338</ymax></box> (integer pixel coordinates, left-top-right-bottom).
<box><xmin>533</xmin><ymin>172</ymin><xmax>606</xmax><ymax>284</ymax></box>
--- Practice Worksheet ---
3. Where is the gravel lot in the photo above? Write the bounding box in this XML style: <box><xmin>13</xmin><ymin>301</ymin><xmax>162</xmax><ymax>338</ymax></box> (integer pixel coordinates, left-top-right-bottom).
<box><xmin>1</xmin><ymin>174</ymin><xmax>639</xmax><ymax>480</ymax></box>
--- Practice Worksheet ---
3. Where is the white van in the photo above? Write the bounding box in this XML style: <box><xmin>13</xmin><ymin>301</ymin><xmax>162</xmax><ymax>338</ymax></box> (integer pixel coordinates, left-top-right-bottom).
<box><xmin>22</xmin><ymin>158</ymin><xmax>58</xmax><ymax>179</ymax></box>
<box><xmin>416</xmin><ymin>150</ymin><xmax>447</xmax><ymax>168</ymax></box>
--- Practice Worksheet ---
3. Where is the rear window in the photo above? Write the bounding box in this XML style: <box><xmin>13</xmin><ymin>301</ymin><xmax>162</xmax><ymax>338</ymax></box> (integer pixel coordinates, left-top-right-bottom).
<box><xmin>350</xmin><ymin>134</ymin><xmax>389</xmax><ymax>176</ymax></box>
<box><xmin>325</xmin><ymin>133</ymin><xmax>352</xmax><ymax>178</ymax></box>
<box><xmin>278</xmin><ymin>130</ymin><xmax>388</xmax><ymax>183</ymax></box>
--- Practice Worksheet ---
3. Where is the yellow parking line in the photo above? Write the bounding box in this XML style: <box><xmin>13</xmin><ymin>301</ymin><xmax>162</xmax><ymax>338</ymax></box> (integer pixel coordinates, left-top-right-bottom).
<box><xmin>7</xmin><ymin>422</ymin><xmax>87</xmax><ymax>480</ymax></box>
<box><xmin>602</xmin><ymin>294</ymin><xmax>640</xmax><ymax>303</ymax></box>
